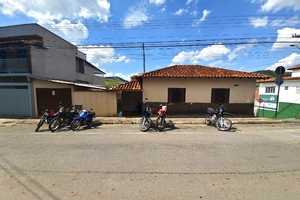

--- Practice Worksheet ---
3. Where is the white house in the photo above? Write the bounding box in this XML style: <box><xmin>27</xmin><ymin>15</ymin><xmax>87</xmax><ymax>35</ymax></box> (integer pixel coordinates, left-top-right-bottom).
<box><xmin>257</xmin><ymin>65</ymin><xmax>300</xmax><ymax>119</ymax></box>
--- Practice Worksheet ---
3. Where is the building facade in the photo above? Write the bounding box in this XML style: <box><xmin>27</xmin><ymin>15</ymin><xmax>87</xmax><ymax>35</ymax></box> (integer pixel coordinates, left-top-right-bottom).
<box><xmin>112</xmin><ymin>65</ymin><xmax>269</xmax><ymax>116</ymax></box>
<box><xmin>257</xmin><ymin>65</ymin><xmax>300</xmax><ymax>119</ymax></box>
<box><xmin>0</xmin><ymin>24</ymin><xmax>113</xmax><ymax>117</ymax></box>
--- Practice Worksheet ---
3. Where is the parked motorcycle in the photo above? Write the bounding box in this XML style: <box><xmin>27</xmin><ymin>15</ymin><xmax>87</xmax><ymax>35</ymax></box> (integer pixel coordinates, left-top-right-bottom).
<box><xmin>139</xmin><ymin>100</ymin><xmax>153</xmax><ymax>132</ymax></box>
<box><xmin>155</xmin><ymin>103</ymin><xmax>173</xmax><ymax>131</ymax></box>
<box><xmin>205</xmin><ymin>101</ymin><xmax>234</xmax><ymax>131</ymax></box>
<box><xmin>35</xmin><ymin>102</ymin><xmax>55</xmax><ymax>132</ymax></box>
<box><xmin>48</xmin><ymin>103</ymin><xmax>79</xmax><ymax>132</ymax></box>
<box><xmin>70</xmin><ymin>109</ymin><xmax>96</xmax><ymax>131</ymax></box>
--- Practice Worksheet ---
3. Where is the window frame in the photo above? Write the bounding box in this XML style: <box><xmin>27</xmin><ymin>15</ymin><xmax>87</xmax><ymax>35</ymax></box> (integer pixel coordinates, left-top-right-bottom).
<box><xmin>211</xmin><ymin>88</ymin><xmax>230</xmax><ymax>103</ymax></box>
<box><xmin>265</xmin><ymin>86</ymin><xmax>275</xmax><ymax>94</ymax></box>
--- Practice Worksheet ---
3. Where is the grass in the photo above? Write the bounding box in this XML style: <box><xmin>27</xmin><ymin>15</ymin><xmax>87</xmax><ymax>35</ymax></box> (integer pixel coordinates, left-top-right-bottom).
<box><xmin>104</xmin><ymin>77</ymin><xmax>127</xmax><ymax>89</ymax></box>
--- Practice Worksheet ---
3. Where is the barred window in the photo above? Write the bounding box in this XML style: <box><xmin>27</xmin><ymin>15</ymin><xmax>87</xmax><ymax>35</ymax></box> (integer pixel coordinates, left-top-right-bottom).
<box><xmin>265</xmin><ymin>86</ymin><xmax>275</xmax><ymax>93</ymax></box>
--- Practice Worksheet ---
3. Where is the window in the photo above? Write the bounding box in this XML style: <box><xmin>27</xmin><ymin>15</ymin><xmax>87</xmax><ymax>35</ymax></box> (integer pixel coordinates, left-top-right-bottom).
<box><xmin>211</xmin><ymin>88</ymin><xmax>230</xmax><ymax>103</ymax></box>
<box><xmin>265</xmin><ymin>86</ymin><xmax>275</xmax><ymax>93</ymax></box>
<box><xmin>76</xmin><ymin>57</ymin><xmax>84</xmax><ymax>74</ymax></box>
<box><xmin>285</xmin><ymin>86</ymin><xmax>289</xmax><ymax>90</ymax></box>
<box><xmin>168</xmin><ymin>88</ymin><xmax>186</xmax><ymax>103</ymax></box>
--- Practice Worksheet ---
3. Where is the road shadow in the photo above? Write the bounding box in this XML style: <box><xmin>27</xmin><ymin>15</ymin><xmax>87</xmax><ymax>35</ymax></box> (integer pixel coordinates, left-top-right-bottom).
<box><xmin>150</xmin><ymin>122</ymin><xmax>180</xmax><ymax>132</ymax></box>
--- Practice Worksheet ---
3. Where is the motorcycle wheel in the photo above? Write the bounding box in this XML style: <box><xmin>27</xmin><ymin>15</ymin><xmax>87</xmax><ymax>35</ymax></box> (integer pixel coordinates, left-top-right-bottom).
<box><xmin>48</xmin><ymin>118</ymin><xmax>61</xmax><ymax>132</ymax></box>
<box><xmin>35</xmin><ymin>117</ymin><xmax>45</xmax><ymax>132</ymax></box>
<box><xmin>70</xmin><ymin>120</ymin><xmax>81</xmax><ymax>131</ymax></box>
<box><xmin>139</xmin><ymin>117</ymin><xmax>151</xmax><ymax>132</ymax></box>
<box><xmin>205</xmin><ymin>115</ymin><xmax>212</xmax><ymax>125</ymax></box>
<box><xmin>155</xmin><ymin>116</ymin><xmax>165</xmax><ymax>132</ymax></box>
<box><xmin>45</xmin><ymin>117</ymin><xmax>53</xmax><ymax>124</ymax></box>
<box><xmin>215</xmin><ymin>117</ymin><xmax>232</xmax><ymax>131</ymax></box>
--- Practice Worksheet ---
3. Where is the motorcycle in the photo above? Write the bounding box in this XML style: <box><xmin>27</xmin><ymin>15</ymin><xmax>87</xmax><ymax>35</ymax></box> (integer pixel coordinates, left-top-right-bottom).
<box><xmin>48</xmin><ymin>103</ymin><xmax>79</xmax><ymax>132</ymax></box>
<box><xmin>139</xmin><ymin>101</ymin><xmax>153</xmax><ymax>132</ymax></box>
<box><xmin>205</xmin><ymin>101</ymin><xmax>234</xmax><ymax>131</ymax></box>
<box><xmin>35</xmin><ymin>102</ymin><xmax>55</xmax><ymax>132</ymax></box>
<box><xmin>155</xmin><ymin>103</ymin><xmax>173</xmax><ymax>131</ymax></box>
<box><xmin>70</xmin><ymin>109</ymin><xmax>96</xmax><ymax>131</ymax></box>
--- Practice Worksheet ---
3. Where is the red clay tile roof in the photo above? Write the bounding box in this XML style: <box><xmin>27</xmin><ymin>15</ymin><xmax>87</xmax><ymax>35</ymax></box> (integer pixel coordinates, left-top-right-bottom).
<box><xmin>112</xmin><ymin>65</ymin><xmax>271</xmax><ymax>91</ymax></box>
<box><xmin>258</xmin><ymin>76</ymin><xmax>300</xmax><ymax>83</ymax></box>
<box><xmin>288</xmin><ymin>65</ymin><xmax>300</xmax><ymax>70</ymax></box>
<box><xmin>110</xmin><ymin>81</ymin><xmax>142</xmax><ymax>91</ymax></box>
<box><xmin>143</xmin><ymin>65</ymin><xmax>270</xmax><ymax>79</ymax></box>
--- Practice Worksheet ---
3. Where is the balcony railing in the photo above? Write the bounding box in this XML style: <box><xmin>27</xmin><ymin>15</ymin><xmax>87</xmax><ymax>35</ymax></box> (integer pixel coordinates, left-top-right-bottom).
<box><xmin>0</xmin><ymin>58</ymin><xmax>29</xmax><ymax>73</ymax></box>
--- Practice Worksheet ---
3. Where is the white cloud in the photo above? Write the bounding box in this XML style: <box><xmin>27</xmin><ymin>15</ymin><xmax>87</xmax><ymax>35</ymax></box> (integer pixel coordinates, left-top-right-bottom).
<box><xmin>192</xmin><ymin>9</ymin><xmax>211</xmax><ymax>26</ymax></box>
<box><xmin>194</xmin><ymin>44</ymin><xmax>231</xmax><ymax>61</ymax></box>
<box><xmin>266</xmin><ymin>53</ymin><xmax>300</xmax><ymax>70</ymax></box>
<box><xmin>186</xmin><ymin>0</ymin><xmax>193</xmax><ymax>5</ymax></box>
<box><xmin>0</xmin><ymin>0</ymin><xmax>111</xmax><ymax>22</ymax></box>
<box><xmin>228</xmin><ymin>40</ymin><xmax>257</xmax><ymax>61</ymax></box>
<box><xmin>104</xmin><ymin>71</ymin><xmax>136</xmax><ymax>81</ymax></box>
<box><xmin>186</xmin><ymin>0</ymin><xmax>199</xmax><ymax>6</ymax></box>
<box><xmin>174</xmin><ymin>8</ymin><xmax>188</xmax><ymax>16</ymax></box>
<box><xmin>260</xmin><ymin>0</ymin><xmax>300</xmax><ymax>13</ymax></box>
<box><xmin>271</xmin><ymin>27</ymin><xmax>300</xmax><ymax>50</ymax></box>
<box><xmin>270</xmin><ymin>16</ymin><xmax>300</xmax><ymax>27</ymax></box>
<box><xmin>43</xmin><ymin>20</ymin><xmax>89</xmax><ymax>45</ymax></box>
<box><xmin>172</xmin><ymin>51</ymin><xmax>196</xmax><ymax>63</ymax></box>
<box><xmin>115</xmin><ymin>73</ymin><xmax>136</xmax><ymax>81</ymax></box>
<box><xmin>172</xmin><ymin>44</ymin><xmax>230</xmax><ymax>63</ymax></box>
<box><xmin>123</xmin><ymin>2</ymin><xmax>149</xmax><ymax>29</ymax></box>
<box><xmin>79</xmin><ymin>45</ymin><xmax>132</xmax><ymax>66</ymax></box>
<box><xmin>190</xmin><ymin>10</ymin><xmax>198</xmax><ymax>17</ymax></box>
<box><xmin>149</xmin><ymin>0</ymin><xmax>165</xmax><ymax>5</ymax></box>
<box><xmin>249</xmin><ymin>16</ymin><xmax>268</xmax><ymax>28</ymax></box>
<box><xmin>0</xmin><ymin>0</ymin><xmax>111</xmax><ymax>44</ymax></box>
<box><xmin>209</xmin><ymin>60</ymin><xmax>223</xmax><ymax>67</ymax></box>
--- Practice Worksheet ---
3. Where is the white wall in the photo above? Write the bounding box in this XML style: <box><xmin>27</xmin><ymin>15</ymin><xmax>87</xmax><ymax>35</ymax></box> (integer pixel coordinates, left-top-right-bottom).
<box><xmin>143</xmin><ymin>78</ymin><xmax>256</xmax><ymax>103</ymax></box>
<box><xmin>259</xmin><ymin>81</ymin><xmax>300</xmax><ymax>104</ymax></box>
<box><xmin>291</xmin><ymin>69</ymin><xmax>300</xmax><ymax>77</ymax></box>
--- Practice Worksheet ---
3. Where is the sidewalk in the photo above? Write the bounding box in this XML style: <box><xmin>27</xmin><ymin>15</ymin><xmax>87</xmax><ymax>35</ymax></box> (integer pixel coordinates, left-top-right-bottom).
<box><xmin>0</xmin><ymin>115</ymin><xmax>299</xmax><ymax>127</ymax></box>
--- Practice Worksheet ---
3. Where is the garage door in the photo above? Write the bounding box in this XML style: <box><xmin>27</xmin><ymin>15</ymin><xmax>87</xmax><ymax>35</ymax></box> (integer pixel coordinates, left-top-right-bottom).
<box><xmin>0</xmin><ymin>85</ymin><xmax>32</xmax><ymax>117</ymax></box>
<box><xmin>36</xmin><ymin>88</ymin><xmax>72</xmax><ymax>116</ymax></box>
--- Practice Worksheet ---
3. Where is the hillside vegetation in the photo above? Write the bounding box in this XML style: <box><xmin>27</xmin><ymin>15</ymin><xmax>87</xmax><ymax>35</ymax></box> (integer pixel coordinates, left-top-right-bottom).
<box><xmin>253</xmin><ymin>70</ymin><xmax>291</xmax><ymax>78</ymax></box>
<box><xmin>105</xmin><ymin>77</ymin><xmax>127</xmax><ymax>89</ymax></box>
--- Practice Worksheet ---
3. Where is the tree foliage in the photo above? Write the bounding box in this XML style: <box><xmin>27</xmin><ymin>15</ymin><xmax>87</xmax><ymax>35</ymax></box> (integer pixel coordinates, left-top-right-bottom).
<box><xmin>253</xmin><ymin>70</ymin><xmax>291</xmax><ymax>78</ymax></box>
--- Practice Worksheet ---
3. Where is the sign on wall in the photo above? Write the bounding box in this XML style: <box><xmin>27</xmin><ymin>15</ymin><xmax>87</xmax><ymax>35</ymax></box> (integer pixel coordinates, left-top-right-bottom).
<box><xmin>258</xmin><ymin>94</ymin><xmax>278</xmax><ymax>111</ymax></box>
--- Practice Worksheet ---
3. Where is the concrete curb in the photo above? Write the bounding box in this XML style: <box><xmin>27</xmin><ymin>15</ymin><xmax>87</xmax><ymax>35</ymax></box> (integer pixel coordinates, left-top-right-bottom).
<box><xmin>1</xmin><ymin>117</ymin><xmax>299</xmax><ymax>127</ymax></box>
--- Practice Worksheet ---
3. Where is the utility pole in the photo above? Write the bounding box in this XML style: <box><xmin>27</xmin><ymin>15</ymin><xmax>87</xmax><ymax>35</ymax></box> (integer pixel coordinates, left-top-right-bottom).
<box><xmin>142</xmin><ymin>43</ymin><xmax>145</xmax><ymax>73</ymax></box>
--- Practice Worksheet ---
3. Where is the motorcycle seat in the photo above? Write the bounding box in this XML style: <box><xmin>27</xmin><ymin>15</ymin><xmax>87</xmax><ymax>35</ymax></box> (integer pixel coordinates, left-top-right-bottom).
<box><xmin>87</xmin><ymin>112</ymin><xmax>95</xmax><ymax>117</ymax></box>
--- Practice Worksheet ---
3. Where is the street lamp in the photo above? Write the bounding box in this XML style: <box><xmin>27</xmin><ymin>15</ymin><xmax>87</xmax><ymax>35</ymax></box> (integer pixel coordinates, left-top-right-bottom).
<box><xmin>290</xmin><ymin>44</ymin><xmax>300</xmax><ymax>50</ymax></box>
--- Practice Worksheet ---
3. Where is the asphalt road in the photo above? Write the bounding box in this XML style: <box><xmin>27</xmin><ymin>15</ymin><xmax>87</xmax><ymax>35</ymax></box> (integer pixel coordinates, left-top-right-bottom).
<box><xmin>0</xmin><ymin>123</ymin><xmax>299</xmax><ymax>200</ymax></box>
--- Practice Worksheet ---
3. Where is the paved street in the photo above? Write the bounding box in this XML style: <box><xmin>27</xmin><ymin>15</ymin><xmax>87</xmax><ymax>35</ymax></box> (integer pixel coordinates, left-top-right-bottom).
<box><xmin>0</xmin><ymin>123</ymin><xmax>299</xmax><ymax>199</ymax></box>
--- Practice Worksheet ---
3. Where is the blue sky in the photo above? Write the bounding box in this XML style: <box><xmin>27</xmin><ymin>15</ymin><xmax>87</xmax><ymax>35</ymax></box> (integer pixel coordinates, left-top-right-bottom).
<box><xmin>1</xmin><ymin>0</ymin><xmax>300</xmax><ymax>80</ymax></box>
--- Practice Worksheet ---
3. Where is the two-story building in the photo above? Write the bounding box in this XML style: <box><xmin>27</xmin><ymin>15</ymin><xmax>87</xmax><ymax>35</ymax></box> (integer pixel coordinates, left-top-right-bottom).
<box><xmin>257</xmin><ymin>65</ymin><xmax>300</xmax><ymax>119</ymax></box>
<box><xmin>0</xmin><ymin>23</ymin><xmax>116</xmax><ymax>117</ymax></box>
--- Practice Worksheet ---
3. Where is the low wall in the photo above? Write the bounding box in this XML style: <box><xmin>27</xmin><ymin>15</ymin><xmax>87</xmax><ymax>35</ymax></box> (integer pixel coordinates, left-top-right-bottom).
<box><xmin>140</xmin><ymin>102</ymin><xmax>255</xmax><ymax>116</ymax></box>
<box><xmin>73</xmin><ymin>91</ymin><xmax>117</xmax><ymax>117</ymax></box>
